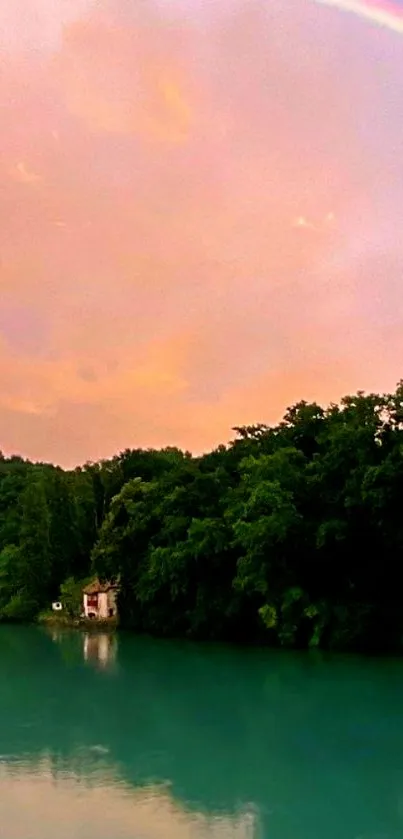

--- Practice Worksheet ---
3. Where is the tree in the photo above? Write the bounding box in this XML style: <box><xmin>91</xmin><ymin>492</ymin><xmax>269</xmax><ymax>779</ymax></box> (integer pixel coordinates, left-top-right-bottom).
<box><xmin>0</xmin><ymin>380</ymin><xmax>403</xmax><ymax>651</ymax></box>
<box><xmin>59</xmin><ymin>576</ymin><xmax>90</xmax><ymax>618</ymax></box>
<box><xmin>229</xmin><ymin>450</ymin><xmax>306</xmax><ymax>645</ymax></box>
<box><xmin>46</xmin><ymin>469</ymin><xmax>80</xmax><ymax>591</ymax></box>
<box><xmin>16</xmin><ymin>475</ymin><xmax>51</xmax><ymax>617</ymax></box>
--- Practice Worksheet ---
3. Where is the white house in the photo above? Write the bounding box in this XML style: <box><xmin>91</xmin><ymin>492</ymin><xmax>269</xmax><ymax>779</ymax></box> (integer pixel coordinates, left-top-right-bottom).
<box><xmin>82</xmin><ymin>579</ymin><xmax>118</xmax><ymax>620</ymax></box>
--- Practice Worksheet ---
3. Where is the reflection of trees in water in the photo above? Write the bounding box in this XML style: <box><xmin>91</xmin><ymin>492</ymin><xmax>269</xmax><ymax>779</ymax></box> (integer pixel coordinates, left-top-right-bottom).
<box><xmin>0</xmin><ymin>627</ymin><xmax>403</xmax><ymax>838</ymax></box>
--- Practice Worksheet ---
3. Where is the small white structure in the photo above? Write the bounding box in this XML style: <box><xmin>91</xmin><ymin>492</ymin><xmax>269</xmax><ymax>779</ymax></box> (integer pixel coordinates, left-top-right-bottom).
<box><xmin>52</xmin><ymin>601</ymin><xmax>63</xmax><ymax>611</ymax></box>
<box><xmin>82</xmin><ymin>579</ymin><xmax>118</xmax><ymax>620</ymax></box>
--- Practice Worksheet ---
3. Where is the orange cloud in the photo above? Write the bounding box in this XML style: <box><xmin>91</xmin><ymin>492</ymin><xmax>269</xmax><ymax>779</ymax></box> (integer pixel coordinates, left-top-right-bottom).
<box><xmin>53</xmin><ymin>19</ymin><xmax>193</xmax><ymax>142</ymax></box>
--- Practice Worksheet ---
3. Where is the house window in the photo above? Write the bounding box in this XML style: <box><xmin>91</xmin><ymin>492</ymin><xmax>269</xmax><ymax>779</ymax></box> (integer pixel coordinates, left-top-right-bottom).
<box><xmin>87</xmin><ymin>595</ymin><xmax>98</xmax><ymax>611</ymax></box>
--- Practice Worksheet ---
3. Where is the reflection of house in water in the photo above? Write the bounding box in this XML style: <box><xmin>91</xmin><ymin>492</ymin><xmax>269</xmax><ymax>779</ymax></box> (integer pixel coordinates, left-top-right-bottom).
<box><xmin>50</xmin><ymin>629</ymin><xmax>64</xmax><ymax>644</ymax></box>
<box><xmin>82</xmin><ymin>579</ymin><xmax>118</xmax><ymax>620</ymax></box>
<box><xmin>83</xmin><ymin>633</ymin><xmax>117</xmax><ymax>668</ymax></box>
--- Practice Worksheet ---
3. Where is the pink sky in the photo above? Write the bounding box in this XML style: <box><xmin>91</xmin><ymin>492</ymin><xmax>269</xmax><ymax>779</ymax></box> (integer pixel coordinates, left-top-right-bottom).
<box><xmin>1</xmin><ymin>0</ymin><xmax>403</xmax><ymax>467</ymax></box>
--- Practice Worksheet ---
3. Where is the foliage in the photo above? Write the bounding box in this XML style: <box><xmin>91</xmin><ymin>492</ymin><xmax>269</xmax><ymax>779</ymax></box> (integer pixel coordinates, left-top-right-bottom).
<box><xmin>1</xmin><ymin>383</ymin><xmax>403</xmax><ymax>650</ymax></box>
<box><xmin>59</xmin><ymin>576</ymin><xmax>91</xmax><ymax>617</ymax></box>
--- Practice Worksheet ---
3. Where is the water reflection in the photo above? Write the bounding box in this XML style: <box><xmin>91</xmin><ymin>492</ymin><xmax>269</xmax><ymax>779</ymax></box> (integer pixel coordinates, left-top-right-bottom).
<box><xmin>0</xmin><ymin>756</ymin><xmax>257</xmax><ymax>839</ymax></box>
<box><xmin>1</xmin><ymin>626</ymin><xmax>403</xmax><ymax>838</ymax></box>
<box><xmin>83</xmin><ymin>632</ymin><xmax>117</xmax><ymax>669</ymax></box>
<box><xmin>47</xmin><ymin>627</ymin><xmax>118</xmax><ymax>670</ymax></box>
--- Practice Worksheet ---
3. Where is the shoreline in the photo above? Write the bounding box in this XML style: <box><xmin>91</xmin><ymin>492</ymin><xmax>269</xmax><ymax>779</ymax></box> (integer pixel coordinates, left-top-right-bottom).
<box><xmin>37</xmin><ymin>614</ymin><xmax>118</xmax><ymax>633</ymax></box>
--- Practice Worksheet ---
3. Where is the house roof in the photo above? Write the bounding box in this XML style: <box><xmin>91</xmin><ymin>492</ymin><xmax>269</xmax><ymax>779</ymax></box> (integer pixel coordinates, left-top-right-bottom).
<box><xmin>82</xmin><ymin>578</ymin><xmax>117</xmax><ymax>594</ymax></box>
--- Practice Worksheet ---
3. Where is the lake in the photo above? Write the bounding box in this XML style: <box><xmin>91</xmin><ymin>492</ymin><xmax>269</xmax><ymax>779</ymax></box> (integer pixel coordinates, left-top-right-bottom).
<box><xmin>0</xmin><ymin>627</ymin><xmax>402</xmax><ymax>839</ymax></box>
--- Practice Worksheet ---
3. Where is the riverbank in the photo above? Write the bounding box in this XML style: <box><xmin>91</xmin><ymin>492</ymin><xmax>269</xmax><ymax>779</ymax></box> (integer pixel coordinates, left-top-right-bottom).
<box><xmin>37</xmin><ymin>612</ymin><xmax>118</xmax><ymax>632</ymax></box>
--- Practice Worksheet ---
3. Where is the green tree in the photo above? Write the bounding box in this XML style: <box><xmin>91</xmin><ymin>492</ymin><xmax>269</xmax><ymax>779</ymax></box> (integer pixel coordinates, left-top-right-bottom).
<box><xmin>16</xmin><ymin>476</ymin><xmax>51</xmax><ymax>617</ymax></box>
<box><xmin>59</xmin><ymin>576</ymin><xmax>90</xmax><ymax>617</ymax></box>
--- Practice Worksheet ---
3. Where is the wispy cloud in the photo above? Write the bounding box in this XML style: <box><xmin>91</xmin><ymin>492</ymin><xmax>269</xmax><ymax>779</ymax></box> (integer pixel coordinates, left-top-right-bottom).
<box><xmin>293</xmin><ymin>216</ymin><xmax>317</xmax><ymax>231</ymax></box>
<box><xmin>11</xmin><ymin>161</ymin><xmax>41</xmax><ymax>184</ymax></box>
<box><xmin>293</xmin><ymin>213</ymin><xmax>336</xmax><ymax>231</ymax></box>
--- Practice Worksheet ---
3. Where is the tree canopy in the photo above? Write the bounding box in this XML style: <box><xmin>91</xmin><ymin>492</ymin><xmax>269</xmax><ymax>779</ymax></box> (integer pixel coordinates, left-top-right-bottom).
<box><xmin>2</xmin><ymin>382</ymin><xmax>403</xmax><ymax>651</ymax></box>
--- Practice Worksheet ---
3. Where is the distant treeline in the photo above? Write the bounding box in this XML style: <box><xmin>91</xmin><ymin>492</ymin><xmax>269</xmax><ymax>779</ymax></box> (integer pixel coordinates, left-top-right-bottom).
<box><xmin>2</xmin><ymin>382</ymin><xmax>403</xmax><ymax>651</ymax></box>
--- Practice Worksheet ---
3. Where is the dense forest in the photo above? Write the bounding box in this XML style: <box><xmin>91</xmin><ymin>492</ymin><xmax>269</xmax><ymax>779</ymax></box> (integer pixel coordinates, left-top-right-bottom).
<box><xmin>2</xmin><ymin>383</ymin><xmax>403</xmax><ymax>651</ymax></box>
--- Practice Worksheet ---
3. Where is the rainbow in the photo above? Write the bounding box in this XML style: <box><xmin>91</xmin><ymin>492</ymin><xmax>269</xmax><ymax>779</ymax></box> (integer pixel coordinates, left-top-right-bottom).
<box><xmin>314</xmin><ymin>0</ymin><xmax>403</xmax><ymax>33</ymax></box>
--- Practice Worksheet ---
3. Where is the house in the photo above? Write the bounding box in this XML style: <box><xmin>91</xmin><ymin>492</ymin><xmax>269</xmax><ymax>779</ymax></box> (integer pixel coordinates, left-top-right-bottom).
<box><xmin>82</xmin><ymin>579</ymin><xmax>118</xmax><ymax>620</ymax></box>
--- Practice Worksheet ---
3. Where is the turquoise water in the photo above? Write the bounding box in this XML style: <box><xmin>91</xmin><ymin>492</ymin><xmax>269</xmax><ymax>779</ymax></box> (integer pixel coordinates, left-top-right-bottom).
<box><xmin>0</xmin><ymin>626</ymin><xmax>402</xmax><ymax>838</ymax></box>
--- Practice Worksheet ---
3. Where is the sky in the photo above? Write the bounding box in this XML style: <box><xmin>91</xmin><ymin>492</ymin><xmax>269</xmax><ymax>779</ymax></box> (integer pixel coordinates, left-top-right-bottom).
<box><xmin>1</xmin><ymin>0</ymin><xmax>403</xmax><ymax>467</ymax></box>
